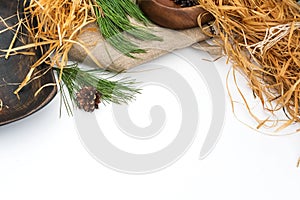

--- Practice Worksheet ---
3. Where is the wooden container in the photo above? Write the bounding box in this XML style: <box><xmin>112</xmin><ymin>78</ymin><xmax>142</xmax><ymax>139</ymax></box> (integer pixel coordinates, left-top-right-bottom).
<box><xmin>0</xmin><ymin>0</ymin><xmax>56</xmax><ymax>126</ymax></box>
<box><xmin>137</xmin><ymin>0</ymin><xmax>214</xmax><ymax>30</ymax></box>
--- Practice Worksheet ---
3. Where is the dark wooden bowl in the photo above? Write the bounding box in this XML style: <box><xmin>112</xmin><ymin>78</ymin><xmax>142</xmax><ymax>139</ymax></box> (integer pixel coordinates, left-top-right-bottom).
<box><xmin>0</xmin><ymin>0</ymin><xmax>56</xmax><ymax>126</ymax></box>
<box><xmin>137</xmin><ymin>0</ymin><xmax>214</xmax><ymax>30</ymax></box>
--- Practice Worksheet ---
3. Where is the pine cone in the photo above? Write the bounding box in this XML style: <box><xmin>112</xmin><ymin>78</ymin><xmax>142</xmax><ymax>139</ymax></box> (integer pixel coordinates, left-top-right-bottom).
<box><xmin>76</xmin><ymin>86</ymin><xmax>102</xmax><ymax>112</ymax></box>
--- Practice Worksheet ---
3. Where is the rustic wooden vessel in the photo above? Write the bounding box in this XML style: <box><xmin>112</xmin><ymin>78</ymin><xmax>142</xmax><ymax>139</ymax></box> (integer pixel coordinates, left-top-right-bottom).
<box><xmin>0</xmin><ymin>0</ymin><xmax>56</xmax><ymax>126</ymax></box>
<box><xmin>137</xmin><ymin>0</ymin><xmax>214</xmax><ymax>29</ymax></box>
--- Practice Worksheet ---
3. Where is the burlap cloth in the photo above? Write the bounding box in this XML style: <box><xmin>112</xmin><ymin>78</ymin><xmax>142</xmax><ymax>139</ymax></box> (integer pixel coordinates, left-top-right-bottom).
<box><xmin>69</xmin><ymin>23</ymin><xmax>221</xmax><ymax>71</ymax></box>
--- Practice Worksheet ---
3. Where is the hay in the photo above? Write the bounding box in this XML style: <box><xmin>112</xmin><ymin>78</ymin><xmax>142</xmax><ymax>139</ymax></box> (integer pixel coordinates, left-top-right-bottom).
<box><xmin>199</xmin><ymin>0</ymin><xmax>300</xmax><ymax>130</ymax></box>
<box><xmin>9</xmin><ymin>0</ymin><xmax>97</xmax><ymax>95</ymax></box>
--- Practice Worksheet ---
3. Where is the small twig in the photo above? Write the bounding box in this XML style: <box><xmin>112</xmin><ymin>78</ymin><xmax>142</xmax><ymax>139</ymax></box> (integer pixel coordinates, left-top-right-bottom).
<box><xmin>0</xmin><ymin>78</ymin><xmax>20</xmax><ymax>87</ymax></box>
<box><xmin>34</xmin><ymin>0</ymin><xmax>45</xmax><ymax>10</ymax></box>
<box><xmin>34</xmin><ymin>83</ymin><xmax>57</xmax><ymax>97</ymax></box>
<box><xmin>297</xmin><ymin>158</ymin><xmax>300</xmax><ymax>168</ymax></box>
<box><xmin>5</xmin><ymin>19</ymin><xmax>23</xmax><ymax>59</ymax></box>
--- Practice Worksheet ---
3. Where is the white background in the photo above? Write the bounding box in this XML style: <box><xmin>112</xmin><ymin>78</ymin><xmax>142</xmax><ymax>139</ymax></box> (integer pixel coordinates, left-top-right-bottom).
<box><xmin>1</xmin><ymin>48</ymin><xmax>300</xmax><ymax>200</ymax></box>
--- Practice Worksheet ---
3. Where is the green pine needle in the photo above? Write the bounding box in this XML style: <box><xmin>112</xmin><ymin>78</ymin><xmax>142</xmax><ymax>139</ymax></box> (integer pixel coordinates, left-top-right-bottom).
<box><xmin>92</xmin><ymin>0</ymin><xmax>162</xmax><ymax>57</ymax></box>
<box><xmin>54</xmin><ymin>64</ymin><xmax>141</xmax><ymax>114</ymax></box>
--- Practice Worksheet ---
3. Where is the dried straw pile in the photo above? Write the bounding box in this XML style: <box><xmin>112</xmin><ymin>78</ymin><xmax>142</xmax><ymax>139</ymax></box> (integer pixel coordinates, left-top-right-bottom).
<box><xmin>199</xmin><ymin>0</ymin><xmax>300</xmax><ymax>129</ymax></box>
<box><xmin>12</xmin><ymin>0</ymin><xmax>97</xmax><ymax>95</ymax></box>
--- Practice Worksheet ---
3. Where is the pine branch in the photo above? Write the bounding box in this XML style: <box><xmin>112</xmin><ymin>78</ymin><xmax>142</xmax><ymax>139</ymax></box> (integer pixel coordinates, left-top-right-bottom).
<box><xmin>54</xmin><ymin>64</ymin><xmax>141</xmax><ymax>113</ymax></box>
<box><xmin>91</xmin><ymin>0</ymin><xmax>162</xmax><ymax>57</ymax></box>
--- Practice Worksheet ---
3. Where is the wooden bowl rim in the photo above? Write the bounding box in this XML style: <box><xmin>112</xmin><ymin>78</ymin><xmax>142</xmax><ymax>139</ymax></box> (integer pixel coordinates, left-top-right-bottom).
<box><xmin>0</xmin><ymin>0</ymin><xmax>57</xmax><ymax>126</ymax></box>
<box><xmin>0</xmin><ymin>72</ymin><xmax>57</xmax><ymax>126</ymax></box>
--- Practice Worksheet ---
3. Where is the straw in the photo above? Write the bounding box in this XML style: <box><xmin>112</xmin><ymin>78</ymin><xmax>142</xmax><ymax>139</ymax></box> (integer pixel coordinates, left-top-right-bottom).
<box><xmin>8</xmin><ymin>0</ymin><xmax>96</xmax><ymax>95</ymax></box>
<box><xmin>199</xmin><ymin>0</ymin><xmax>300</xmax><ymax>129</ymax></box>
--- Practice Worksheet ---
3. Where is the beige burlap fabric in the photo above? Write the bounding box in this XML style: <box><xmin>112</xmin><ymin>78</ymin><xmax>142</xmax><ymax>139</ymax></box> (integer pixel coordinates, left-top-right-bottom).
<box><xmin>69</xmin><ymin>23</ymin><xmax>212</xmax><ymax>71</ymax></box>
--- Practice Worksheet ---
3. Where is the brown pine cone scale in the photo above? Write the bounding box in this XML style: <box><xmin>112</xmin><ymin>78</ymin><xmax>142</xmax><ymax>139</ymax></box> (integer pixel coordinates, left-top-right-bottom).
<box><xmin>76</xmin><ymin>86</ymin><xmax>102</xmax><ymax>112</ymax></box>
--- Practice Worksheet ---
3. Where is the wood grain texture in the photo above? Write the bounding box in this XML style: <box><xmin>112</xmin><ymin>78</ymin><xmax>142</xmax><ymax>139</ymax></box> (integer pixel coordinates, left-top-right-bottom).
<box><xmin>137</xmin><ymin>0</ymin><xmax>214</xmax><ymax>29</ymax></box>
<box><xmin>0</xmin><ymin>0</ymin><xmax>56</xmax><ymax>126</ymax></box>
